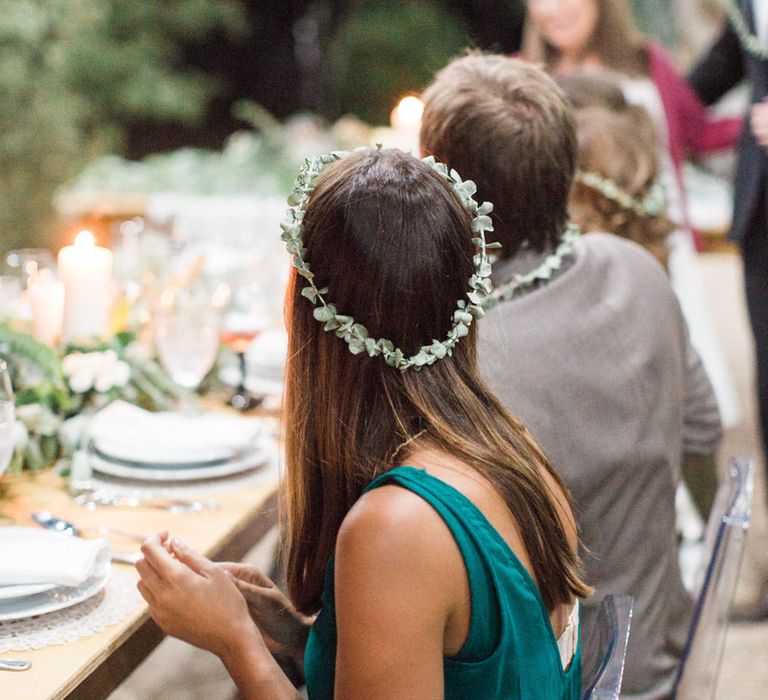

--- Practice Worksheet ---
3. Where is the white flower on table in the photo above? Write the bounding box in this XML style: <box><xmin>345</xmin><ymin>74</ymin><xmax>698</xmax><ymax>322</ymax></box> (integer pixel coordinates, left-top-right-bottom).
<box><xmin>13</xmin><ymin>420</ymin><xmax>29</xmax><ymax>451</ymax></box>
<box><xmin>62</xmin><ymin>350</ymin><xmax>131</xmax><ymax>393</ymax></box>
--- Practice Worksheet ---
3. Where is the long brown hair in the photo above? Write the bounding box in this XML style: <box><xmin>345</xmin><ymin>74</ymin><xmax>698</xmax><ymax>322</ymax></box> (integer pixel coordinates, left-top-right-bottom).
<box><xmin>522</xmin><ymin>0</ymin><xmax>649</xmax><ymax>76</ymax></box>
<box><xmin>284</xmin><ymin>148</ymin><xmax>589</xmax><ymax>615</ymax></box>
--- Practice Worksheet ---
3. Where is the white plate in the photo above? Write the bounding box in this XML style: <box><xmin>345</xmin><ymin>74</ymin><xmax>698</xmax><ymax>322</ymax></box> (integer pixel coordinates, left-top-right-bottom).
<box><xmin>0</xmin><ymin>582</ymin><xmax>56</xmax><ymax>601</ymax></box>
<box><xmin>90</xmin><ymin>442</ymin><xmax>271</xmax><ymax>482</ymax></box>
<box><xmin>0</xmin><ymin>564</ymin><xmax>110</xmax><ymax>622</ymax></box>
<box><xmin>91</xmin><ymin>403</ymin><xmax>266</xmax><ymax>465</ymax></box>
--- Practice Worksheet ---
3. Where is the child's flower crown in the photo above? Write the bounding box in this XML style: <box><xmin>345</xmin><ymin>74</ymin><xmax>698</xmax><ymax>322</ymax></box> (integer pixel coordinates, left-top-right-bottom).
<box><xmin>575</xmin><ymin>170</ymin><xmax>667</xmax><ymax>218</ymax></box>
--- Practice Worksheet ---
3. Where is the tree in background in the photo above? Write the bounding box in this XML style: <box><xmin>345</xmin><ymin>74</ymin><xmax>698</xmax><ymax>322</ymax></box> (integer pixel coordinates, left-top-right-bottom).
<box><xmin>0</xmin><ymin>0</ymin><xmax>245</xmax><ymax>249</ymax></box>
<box><xmin>1</xmin><ymin>0</ymin><xmax>527</xmax><ymax>250</ymax></box>
<box><xmin>322</xmin><ymin>0</ymin><xmax>469</xmax><ymax>125</ymax></box>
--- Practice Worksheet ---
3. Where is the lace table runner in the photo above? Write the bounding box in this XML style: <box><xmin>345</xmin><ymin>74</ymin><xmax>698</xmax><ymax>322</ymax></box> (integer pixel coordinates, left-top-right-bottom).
<box><xmin>0</xmin><ymin>567</ymin><xmax>140</xmax><ymax>653</ymax></box>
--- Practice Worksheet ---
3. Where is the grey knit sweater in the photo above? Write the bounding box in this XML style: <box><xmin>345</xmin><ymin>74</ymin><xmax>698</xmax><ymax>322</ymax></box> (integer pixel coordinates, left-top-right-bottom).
<box><xmin>479</xmin><ymin>233</ymin><xmax>722</xmax><ymax>700</ymax></box>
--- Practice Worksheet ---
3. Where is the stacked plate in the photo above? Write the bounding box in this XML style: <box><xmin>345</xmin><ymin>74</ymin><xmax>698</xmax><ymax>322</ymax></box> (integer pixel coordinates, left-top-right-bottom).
<box><xmin>89</xmin><ymin>402</ymin><xmax>272</xmax><ymax>482</ymax></box>
<box><xmin>0</xmin><ymin>528</ymin><xmax>111</xmax><ymax>622</ymax></box>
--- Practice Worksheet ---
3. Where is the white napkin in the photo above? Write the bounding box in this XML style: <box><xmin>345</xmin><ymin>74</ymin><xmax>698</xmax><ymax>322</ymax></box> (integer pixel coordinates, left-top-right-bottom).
<box><xmin>90</xmin><ymin>401</ymin><xmax>264</xmax><ymax>464</ymax></box>
<box><xmin>0</xmin><ymin>527</ymin><xmax>111</xmax><ymax>588</ymax></box>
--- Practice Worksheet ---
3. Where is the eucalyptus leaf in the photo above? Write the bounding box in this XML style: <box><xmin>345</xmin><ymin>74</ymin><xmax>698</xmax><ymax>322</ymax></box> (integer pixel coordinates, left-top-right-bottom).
<box><xmin>301</xmin><ymin>287</ymin><xmax>318</xmax><ymax>303</ymax></box>
<box><xmin>313</xmin><ymin>306</ymin><xmax>336</xmax><ymax>323</ymax></box>
<box><xmin>348</xmin><ymin>338</ymin><xmax>366</xmax><ymax>355</ymax></box>
<box><xmin>430</xmin><ymin>342</ymin><xmax>447</xmax><ymax>359</ymax></box>
<box><xmin>477</xmin><ymin>201</ymin><xmax>493</xmax><ymax>216</ymax></box>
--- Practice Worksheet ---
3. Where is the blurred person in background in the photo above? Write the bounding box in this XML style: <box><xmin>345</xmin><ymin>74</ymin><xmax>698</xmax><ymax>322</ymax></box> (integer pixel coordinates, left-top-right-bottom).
<box><xmin>421</xmin><ymin>53</ymin><xmax>722</xmax><ymax>699</ymax></box>
<box><xmin>559</xmin><ymin>71</ymin><xmax>721</xmax><ymax>521</ymax></box>
<box><xmin>562</xmin><ymin>80</ymin><xmax>673</xmax><ymax>268</ymax></box>
<box><xmin>689</xmin><ymin>0</ymin><xmax>768</xmax><ymax>615</ymax></box>
<box><xmin>522</xmin><ymin>0</ymin><xmax>743</xmax><ymax>437</ymax></box>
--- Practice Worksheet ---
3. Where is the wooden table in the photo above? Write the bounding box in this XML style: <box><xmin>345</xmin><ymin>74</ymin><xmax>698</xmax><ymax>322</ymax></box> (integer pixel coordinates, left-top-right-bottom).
<box><xmin>0</xmin><ymin>470</ymin><xmax>279</xmax><ymax>700</ymax></box>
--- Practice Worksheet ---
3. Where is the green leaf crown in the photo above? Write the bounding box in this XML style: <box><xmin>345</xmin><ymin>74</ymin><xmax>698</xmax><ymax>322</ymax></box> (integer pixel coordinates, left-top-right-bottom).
<box><xmin>280</xmin><ymin>149</ymin><xmax>500</xmax><ymax>371</ymax></box>
<box><xmin>575</xmin><ymin>170</ymin><xmax>666</xmax><ymax>218</ymax></box>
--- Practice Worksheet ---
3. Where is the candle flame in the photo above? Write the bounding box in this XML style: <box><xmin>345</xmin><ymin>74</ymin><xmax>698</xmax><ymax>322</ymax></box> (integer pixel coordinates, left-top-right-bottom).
<box><xmin>75</xmin><ymin>230</ymin><xmax>95</xmax><ymax>247</ymax></box>
<box><xmin>391</xmin><ymin>96</ymin><xmax>424</xmax><ymax>129</ymax></box>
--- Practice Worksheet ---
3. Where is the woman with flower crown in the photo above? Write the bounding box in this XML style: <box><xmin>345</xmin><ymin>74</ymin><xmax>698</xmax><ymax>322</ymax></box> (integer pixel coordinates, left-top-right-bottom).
<box><xmin>420</xmin><ymin>53</ymin><xmax>723</xmax><ymax>699</ymax></box>
<box><xmin>135</xmin><ymin>147</ymin><xmax>589</xmax><ymax>698</ymax></box>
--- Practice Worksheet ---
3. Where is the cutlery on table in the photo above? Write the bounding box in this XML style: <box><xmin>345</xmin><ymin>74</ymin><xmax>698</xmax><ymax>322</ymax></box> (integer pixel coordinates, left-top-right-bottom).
<box><xmin>31</xmin><ymin>512</ymin><xmax>146</xmax><ymax>543</ymax></box>
<box><xmin>30</xmin><ymin>512</ymin><xmax>142</xmax><ymax>565</ymax></box>
<box><xmin>71</xmin><ymin>488</ymin><xmax>220</xmax><ymax>514</ymax></box>
<box><xmin>0</xmin><ymin>659</ymin><xmax>31</xmax><ymax>671</ymax></box>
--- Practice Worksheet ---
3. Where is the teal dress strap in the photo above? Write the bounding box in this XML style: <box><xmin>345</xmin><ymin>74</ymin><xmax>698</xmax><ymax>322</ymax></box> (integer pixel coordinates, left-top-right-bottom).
<box><xmin>363</xmin><ymin>466</ymin><xmax>500</xmax><ymax>660</ymax></box>
<box><xmin>304</xmin><ymin>466</ymin><xmax>582</xmax><ymax>700</ymax></box>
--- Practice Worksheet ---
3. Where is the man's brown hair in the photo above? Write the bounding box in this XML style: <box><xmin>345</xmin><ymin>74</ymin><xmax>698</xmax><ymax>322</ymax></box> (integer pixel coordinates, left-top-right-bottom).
<box><xmin>420</xmin><ymin>54</ymin><xmax>576</xmax><ymax>258</ymax></box>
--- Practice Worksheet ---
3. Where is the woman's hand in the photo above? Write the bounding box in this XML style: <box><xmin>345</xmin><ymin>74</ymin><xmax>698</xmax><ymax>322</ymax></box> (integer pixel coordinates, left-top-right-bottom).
<box><xmin>136</xmin><ymin>532</ymin><xmax>264</xmax><ymax>660</ymax></box>
<box><xmin>218</xmin><ymin>562</ymin><xmax>313</xmax><ymax>663</ymax></box>
<box><xmin>751</xmin><ymin>99</ymin><xmax>768</xmax><ymax>148</ymax></box>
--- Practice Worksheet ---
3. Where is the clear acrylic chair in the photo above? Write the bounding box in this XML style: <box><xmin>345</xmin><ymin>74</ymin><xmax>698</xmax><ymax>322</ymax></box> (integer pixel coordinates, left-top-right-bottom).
<box><xmin>672</xmin><ymin>457</ymin><xmax>755</xmax><ymax>699</ymax></box>
<box><xmin>581</xmin><ymin>594</ymin><xmax>634</xmax><ymax>700</ymax></box>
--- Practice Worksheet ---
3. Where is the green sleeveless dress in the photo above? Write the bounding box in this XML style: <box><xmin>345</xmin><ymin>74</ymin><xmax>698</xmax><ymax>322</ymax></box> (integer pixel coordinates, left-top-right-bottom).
<box><xmin>303</xmin><ymin>466</ymin><xmax>582</xmax><ymax>699</ymax></box>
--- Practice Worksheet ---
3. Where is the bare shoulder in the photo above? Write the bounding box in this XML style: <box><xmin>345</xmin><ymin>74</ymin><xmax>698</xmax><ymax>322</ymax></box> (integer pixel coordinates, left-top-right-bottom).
<box><xmin>333</xmin><ymin>482</ymin><xmax>455</xmax><ymax>697</ymax></box>
<box><xmin>337</xmin><ymin>482</ymin><xmax>456</xmax><ymax>567</ymax></box>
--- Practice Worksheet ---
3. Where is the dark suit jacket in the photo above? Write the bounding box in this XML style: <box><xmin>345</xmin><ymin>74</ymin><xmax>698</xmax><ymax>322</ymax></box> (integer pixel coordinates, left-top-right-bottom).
<box><xmin>689</xmin><ymin>0</ymin><xmax>767</xmax><ymax>242</ymax></box>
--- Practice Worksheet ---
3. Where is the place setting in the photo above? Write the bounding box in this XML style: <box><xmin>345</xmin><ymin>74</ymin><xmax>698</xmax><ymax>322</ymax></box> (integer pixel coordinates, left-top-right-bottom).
<box><xmin>0</xmin><ymin>525</ymin><xmax>139</xmax><ymax>659</ymax></box>
<box><xmin>83</xmin><ymin>401</ymin><xmax>275</xmax><ymax>487</ymax></box>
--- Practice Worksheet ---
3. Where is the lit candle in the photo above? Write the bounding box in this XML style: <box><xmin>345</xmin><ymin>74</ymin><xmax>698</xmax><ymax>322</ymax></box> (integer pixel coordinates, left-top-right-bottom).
<box><xmin>390</xmin><ymin>96</ymin><xmax>424</xmax><ymax>154</ymax></box>
<box><xmin>370</xmin><ymin>95</ymin><xmax>425</xmax><ymax>155</ymax></box>
<box><xmin>58</xmin><ymin>231</ymin><xmax>113</xmax><ymax>342</ymax></box>
<box><xmin>28</xmin><ymin>269</ymin><xmax>65</xmax><ymax>347</ymax></box>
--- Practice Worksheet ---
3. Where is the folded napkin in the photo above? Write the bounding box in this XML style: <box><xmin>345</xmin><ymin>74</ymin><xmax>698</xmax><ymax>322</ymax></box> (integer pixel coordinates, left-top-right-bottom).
<box><xmin>0</xmin><ymin>527</ymin><xmax>111</xmax><ymax>588</ymax></box>
<box><xmin>90</xmin><ymin>401</ymin><xmax>264</xmax><ymax>464</ymax></box>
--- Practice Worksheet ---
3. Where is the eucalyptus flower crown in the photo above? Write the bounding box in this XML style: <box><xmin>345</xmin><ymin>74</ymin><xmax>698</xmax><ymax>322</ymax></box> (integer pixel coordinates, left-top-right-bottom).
<box><xmin>575</xmin><ymin>170</ymin><xmax>667</xmax><ymax>218</ymax></box>
<box><xmin>280</xmin><ymin>149</ymin><xmax>500</xmax><ymax>372</ymax></box>
<box><xmin>725</xmin><ymin>0</ymin><xmax>768</xmax><ymax>60</ymax></box>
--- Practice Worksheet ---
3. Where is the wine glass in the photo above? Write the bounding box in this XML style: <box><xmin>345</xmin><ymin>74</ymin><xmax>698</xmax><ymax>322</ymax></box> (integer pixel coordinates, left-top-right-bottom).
<box><xmin>220</xmin><ymin>279</ymin><xmax>270</xmax><ymax>411</ymax></box>
<box><xmin>5</xmin><ymin>249</ymin><xmax>56</xmax><ymax>290</ymax></box>
<box><xmin>155</xmin><ymin>288</ymin><xmax>220</xmax><ymax>394</ymax></box>
<box><xmin>0</xmin><ymin>361</ymin><xmax>16</xmax><ymax>477</ymax></box>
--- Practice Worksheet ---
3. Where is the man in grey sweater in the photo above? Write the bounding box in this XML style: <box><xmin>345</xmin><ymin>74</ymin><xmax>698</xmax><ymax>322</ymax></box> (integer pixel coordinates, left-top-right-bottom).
<box><xmin>421</xmin><ymin>54</ymin><xmax>722</xmax><ymax>699</ymax></box>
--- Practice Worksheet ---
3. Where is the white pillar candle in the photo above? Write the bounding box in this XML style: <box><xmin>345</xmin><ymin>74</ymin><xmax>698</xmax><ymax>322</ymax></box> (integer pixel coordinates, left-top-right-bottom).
<box><xmin>58</xmin><ymin>231</ymin><xmax>113</xmax><ymax>342</ymax></box>
<box><xmin>28</xmin><ymin>269</ymin><xmax>65</xmax><ymax>347</ymax></box>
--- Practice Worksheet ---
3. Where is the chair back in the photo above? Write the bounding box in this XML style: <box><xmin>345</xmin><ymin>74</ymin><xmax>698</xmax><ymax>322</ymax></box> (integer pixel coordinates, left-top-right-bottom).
<box><xmin>581</xmin><ymin>594</ymin><xmax>634</xmax><ymax>700</ymax></box>
<box><xmin>672</xmin><ymin>458</ymin><xmax>755</xmax><ymax>699</ymax></box>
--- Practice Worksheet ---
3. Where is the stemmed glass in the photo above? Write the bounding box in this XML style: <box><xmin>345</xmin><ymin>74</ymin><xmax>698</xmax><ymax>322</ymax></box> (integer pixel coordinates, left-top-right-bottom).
<box><xmin>4</xmin><ymin>249</ymin><xmax>56</xmax><ymax>289</ymax></box>
<box><xmin>219</xmin><ymin>279</ymin><xmax>269</xmax><ymax>411</ymax></box>
<box><xmin>155</xmin><ymin>287</ymin><xmax>220</xmax><ymax>398</ymax></box>
<box><xmin>0</xmin><ymin>361</ymin><xmax>16</xmax><ymax>477</ymax></box>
